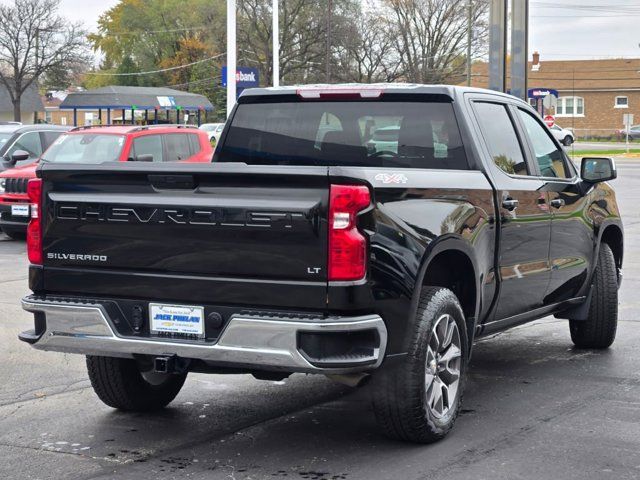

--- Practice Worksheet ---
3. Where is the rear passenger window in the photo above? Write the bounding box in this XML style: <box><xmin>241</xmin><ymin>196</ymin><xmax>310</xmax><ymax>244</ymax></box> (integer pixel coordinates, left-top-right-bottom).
<box><xmin>517</xmin><ymin>109</ymin><xmax>570</xmax><ymax>178</ymax></box>
<box><xmin>474</xmin><ymin>102</ymin><xmax>528</xmax><ymax>176</ymax></box>
<box><xmin>133</xmin><ymin>135</ymin><xmax>164</xmax><ymax>162</ymax></box>
<box><xmin>164</xmin><ymin>134</ymin><xmax>191</xmax><ymax>162</ymax></box>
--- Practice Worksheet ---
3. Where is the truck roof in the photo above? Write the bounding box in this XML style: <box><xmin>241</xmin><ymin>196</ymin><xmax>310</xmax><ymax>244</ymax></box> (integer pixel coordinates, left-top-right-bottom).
<box><xmin>239</xmin><ymin>83</ymin><xmax>524</xmax><ymax>104</ymax></box>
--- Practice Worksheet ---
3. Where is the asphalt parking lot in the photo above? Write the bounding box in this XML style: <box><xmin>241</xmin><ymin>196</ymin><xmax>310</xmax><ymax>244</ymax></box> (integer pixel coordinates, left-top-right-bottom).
<box><xmin>2</xmin><ymin>160</ymin><xmax>640</xmax><ymax>480</ymax></box>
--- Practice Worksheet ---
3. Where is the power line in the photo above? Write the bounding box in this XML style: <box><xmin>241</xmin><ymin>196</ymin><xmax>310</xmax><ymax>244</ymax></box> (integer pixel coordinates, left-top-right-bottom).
<box><xmin>532</xmin><ymin>14</ymin><xmax>640</xmax><ymax>17</ymax></box>
<box><xmin>85</xmin><ymin>53</ymin><xmax>225</xmax><ymax>76</ymax></box>
<box><xmin>474</xmin><ymin>74</ymin><xmax>640</xmax><ymax>80</ymax></box>
<box><xmin>165</xmin><ymin>76</ymin><xmax>222</xmax><ymax>89</ymax></box>
<box><xmin>91</xmin><ymin>26</ymin><xmax>212</xmax><ymax>37</ymax></box>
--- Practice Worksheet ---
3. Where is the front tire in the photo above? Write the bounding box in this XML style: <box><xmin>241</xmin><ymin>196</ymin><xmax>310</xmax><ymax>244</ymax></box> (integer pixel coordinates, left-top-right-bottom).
<box><xmin>563</xmin><ymin>135</ymin><xmax>574</xmax><ymax>146</ymax></box>
<box><xmin>570</xmin><ymin>243</ymin><xmax>618</xmax><ymax>348</ymax></box>
<box><xmin>86</xmin><ymin>356</ymin><xmax>187</xmax><ymax>411</ymax></box>
<box><xmin>371</xmin><ymin>287</ymin><xmax>468</xmax><ymax>443</ymax></box>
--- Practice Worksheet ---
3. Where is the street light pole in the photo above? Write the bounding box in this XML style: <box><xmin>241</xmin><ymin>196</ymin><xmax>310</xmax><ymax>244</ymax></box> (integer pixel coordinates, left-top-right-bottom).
<box><xmin>466</xmin><ymin>0</ymin><xmax>472</xmax><ymax>87</ymax></box>
<box><xmin>325</xmin><ymin>0</ymin><xmax>332</xmax><ymax>83</ymax></box>
<box><xmin>273</xmin><ymin>0</ymin><xmax>279</xmax><ymax>87</ymax></box>
<box><xmin>226</xmin><ymin>0</ymin><xmax>237</xmax><ymax>119</ymax></box>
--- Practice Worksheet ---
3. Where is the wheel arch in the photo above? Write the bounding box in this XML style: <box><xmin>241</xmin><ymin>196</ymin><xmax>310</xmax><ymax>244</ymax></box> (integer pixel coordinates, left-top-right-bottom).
<box><xmin>599</xmin><ymin>223</ymin><xmax>623</xmax><ymax>271</ymax></box>
<box><xmin>413</xmin><ymin>237</ymin><xmax>482</xmax><ymax>348</ymax></box>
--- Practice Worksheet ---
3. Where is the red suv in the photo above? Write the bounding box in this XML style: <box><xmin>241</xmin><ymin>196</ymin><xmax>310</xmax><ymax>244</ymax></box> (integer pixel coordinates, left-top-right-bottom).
<box><xmin>0</xmin><ymin>125</ymin><xmax>213</xmax><ymax>238</ymax></box>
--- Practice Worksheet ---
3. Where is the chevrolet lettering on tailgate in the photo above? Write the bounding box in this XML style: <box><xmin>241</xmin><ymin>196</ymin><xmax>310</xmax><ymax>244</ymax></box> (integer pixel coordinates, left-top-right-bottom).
<box><xmin>54</xmin><ymin>204</ymin><xmax>311</xmax><ymax>230</ymax></box>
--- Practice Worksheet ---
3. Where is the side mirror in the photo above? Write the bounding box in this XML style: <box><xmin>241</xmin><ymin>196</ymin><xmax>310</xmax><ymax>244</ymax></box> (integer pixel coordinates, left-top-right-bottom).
<box><xmin>581</xmin><ymin>157</ymin><xmax>617</xmax><ymax>183</ymax></box>
<box><xmin>9</xmin><ymin>149</ymin><xmax>30</xmax><ymax>165</ymax></box>
<box><xmin>131</xmin><ymin>154</ymin><xmax>154</xmax><ymax>162</ymax></box>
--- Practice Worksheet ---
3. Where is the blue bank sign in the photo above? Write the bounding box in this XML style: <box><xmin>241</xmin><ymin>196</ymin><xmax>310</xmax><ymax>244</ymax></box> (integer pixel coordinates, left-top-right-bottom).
<box><xmin>527</xmin><ymin>88</ymin><xmax>559</xmax><ymax>99</ymax></box>
<box><xmin>221</xmin><ymin>67</ymin><xmax>260</xmax><ymax>88</ymax></box>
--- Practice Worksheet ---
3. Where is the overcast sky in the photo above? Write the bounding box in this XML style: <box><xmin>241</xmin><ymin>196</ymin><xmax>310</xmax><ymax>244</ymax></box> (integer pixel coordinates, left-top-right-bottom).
<box><xmin>529</xmin><ymin>1</ymin><xmax>640</xmax><ymax>59</ymax></box>
<box><xmin>2</xmin><ymin>0</ymin><xmax>640</xmax><ymax>61</ymax></box>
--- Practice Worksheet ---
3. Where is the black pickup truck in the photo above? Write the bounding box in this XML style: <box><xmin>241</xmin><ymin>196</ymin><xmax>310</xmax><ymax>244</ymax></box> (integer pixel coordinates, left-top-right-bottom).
<box><xmin>19</xmin><ymin>85</ymin><xmax>623</xmax><ymax>443</ymax></box>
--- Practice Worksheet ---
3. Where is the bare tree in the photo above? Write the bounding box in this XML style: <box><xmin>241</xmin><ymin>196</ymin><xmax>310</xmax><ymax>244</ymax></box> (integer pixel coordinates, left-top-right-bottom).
<box><xmin>334</xmin><ymin>3</ymin><xmax>402</xmax><ymax>83</ymax></box>
<box><xmin>238</xmin><ymin>0</ymin><xmax>324</xmax><ymax>84</ymax></box>
<box><xmin>0</xmin><ymin>0</ymin><xmax>90</xmax><ymax>121</ymax></box>
<box><xmin>237</xmin><ymin>0</ymin><xmax>361</xmax><ymax>85</ymax></box>
<box><xmin>385</xmin><ymin>0</ymin><xmax>487</xmax><ymax>84</ymax></box>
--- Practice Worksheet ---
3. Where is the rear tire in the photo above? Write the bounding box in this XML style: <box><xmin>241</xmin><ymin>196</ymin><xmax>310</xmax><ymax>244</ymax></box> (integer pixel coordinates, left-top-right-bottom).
<box><xmin>371</xmin><ymin>287</ymin><xmax>468</xmax><ymax>443</ymax></box>
<box><xmin>563</xmin><ymin>135</ymin><xmax>573</xmax><ymax>146</ymax></box>
<box><xmin>86</xmin><ymin>356</ymin><xmax>187</xmax><ymax>411</ymax></box>
<box><xmin>2</xmin><ymin>228</ymin><xmax>25</xmax><ymax>240</ymax></box>
<box><xmin>570</xmin><ymin>243</ymin><xmax>618</xmax><ymax>349</ymax></box>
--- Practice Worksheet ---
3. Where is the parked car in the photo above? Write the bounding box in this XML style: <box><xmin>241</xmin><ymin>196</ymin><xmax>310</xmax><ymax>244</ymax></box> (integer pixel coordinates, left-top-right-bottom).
<box><xmin>617</xmin><ymin>124</ymin><xmax>640</xmax><ymax>140</ymax></box>
<box><xmin>20</xmin><ymin>85</ymin><xmax>622</xmax><ymax>445</ymax></box>
<box><xmin>549</xmin><ymin>124</ymin><xmax>574</xmax><ymax>146</ymax></box>
<box><xmin>199</xmin><ymin>122</ymin><xmax>225</xmax><ymax>147</ymax></box>
<box><xmin>0</xmin><ymin>124</ymin><xmax>70</xmax><ymax>170</ymax></box>
<box><xmin>0</xmin><ymin>124</ymin><xmax>213</xmax><ymax>239</ymax></box>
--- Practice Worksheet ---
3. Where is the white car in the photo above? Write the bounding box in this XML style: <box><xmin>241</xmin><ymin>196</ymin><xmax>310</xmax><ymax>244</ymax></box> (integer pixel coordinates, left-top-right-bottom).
<box><xmin>549</xmin><ymin>124</ymin><xmax>575</xmax><ymax>146</ymax></box>
<box><xmin>199</xmin><ymin>123</ymin><xmax>225</xmax><ymax>146</ymax></box>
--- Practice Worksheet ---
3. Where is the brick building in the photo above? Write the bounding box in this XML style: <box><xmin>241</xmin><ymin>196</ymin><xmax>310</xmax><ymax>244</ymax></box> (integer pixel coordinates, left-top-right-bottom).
<box><xmin>38</xmin><ymin>91</ymin><xmax>100</xmax><ymax>126</ymax></box>
<box><xmin>470</xmin><ymin>54</ymin><xmax>640</xmax><ymax>139</ymax></box>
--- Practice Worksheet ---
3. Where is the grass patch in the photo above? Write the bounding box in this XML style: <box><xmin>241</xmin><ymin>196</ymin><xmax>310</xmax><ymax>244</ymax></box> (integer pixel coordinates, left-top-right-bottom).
<box><xmin>568</xmin><ymin>149</ymin><xmax>640</xmax><ymax>156</ymax></box>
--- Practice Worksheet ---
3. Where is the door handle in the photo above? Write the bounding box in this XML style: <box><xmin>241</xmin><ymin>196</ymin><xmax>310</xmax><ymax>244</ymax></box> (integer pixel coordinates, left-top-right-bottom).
<box><xmin>550</xmin><ymin>198</ymin><xmax>565</xmax><ymax>209</ymax></box>
<box><xmin>502</xmin><ymin>198</ymin><xmax>519</xmax><ymax>211</ymax></box>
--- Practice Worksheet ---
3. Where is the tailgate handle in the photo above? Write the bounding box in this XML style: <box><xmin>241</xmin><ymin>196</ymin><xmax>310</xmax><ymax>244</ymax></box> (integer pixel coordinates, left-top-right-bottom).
<box><xmin>148</xmin><ymin>174</ymin><xmax>195</xmax><ymax>189</ymax></box>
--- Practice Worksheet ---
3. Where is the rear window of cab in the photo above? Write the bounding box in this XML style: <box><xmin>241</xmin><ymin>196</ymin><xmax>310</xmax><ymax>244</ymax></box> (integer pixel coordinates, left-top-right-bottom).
<box><xmin>217</xmin><ymin>100</ymin><xmax>469</xmax><ymax>169</ymax></box>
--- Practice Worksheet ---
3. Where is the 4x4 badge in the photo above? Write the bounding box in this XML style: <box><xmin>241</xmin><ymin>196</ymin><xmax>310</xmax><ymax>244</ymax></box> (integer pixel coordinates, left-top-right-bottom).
<box><xmin>374</xmin><ymin>173</ymin><xmax>408</xmax><ymax>184</ymax></box>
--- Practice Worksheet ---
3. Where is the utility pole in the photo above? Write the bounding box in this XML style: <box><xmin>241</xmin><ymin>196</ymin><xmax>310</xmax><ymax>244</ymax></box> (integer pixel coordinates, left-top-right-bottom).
<box><xmin>325</xmin><ymin>0</ymin><xmax>332</xmax><ymax>83</ymax></box>
<box><xmin>488</xmin><ymin>0</ymin><xmax>507</xmax><ymax>93</ymax></box>
<box><xmin>34</xmin><ymin>27</ymin><xmax>54</xmax><ymax>76</ymax></box>
<box><xmin>510</xmin><ymin>0</ymin><xmax>529</xmax><ymax>100</ymax></box>
<box><xmin>226</xmin><ymin>0</ymin><xmax>236</xmax><ymax>118</ymax></box>
<box><xmin>273</xmin><ymin>0</ymin><xmax>279</xmax><ymax>87</ymax></box>
<box><xmin>466</xmin><ymin>0</ymin><xmax>473</xmax><ymax>87</ymax></box>
<box><xmin>35</xmin><ymin>28</ymin><xmax>40</xmax><ymax>72</ymax></box>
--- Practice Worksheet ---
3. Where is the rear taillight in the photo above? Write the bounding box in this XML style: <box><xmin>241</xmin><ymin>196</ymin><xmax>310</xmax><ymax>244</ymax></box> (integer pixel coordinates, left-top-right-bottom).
<box><xmin>27</xmin><ymin>178</ymin><xmax>42</xmax><ymax>265</ymax></box>
<box><xmin>328</xmin><ymin>184</ymin><xmax>371</xmax><ymax>281</ymax></box>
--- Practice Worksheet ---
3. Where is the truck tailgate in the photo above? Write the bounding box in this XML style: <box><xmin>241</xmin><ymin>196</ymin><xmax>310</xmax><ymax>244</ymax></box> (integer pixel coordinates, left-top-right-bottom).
<box><xmin>38</xmin><ymin>163</ymin><xmax>329</xmax><ymax>309</ymax></box>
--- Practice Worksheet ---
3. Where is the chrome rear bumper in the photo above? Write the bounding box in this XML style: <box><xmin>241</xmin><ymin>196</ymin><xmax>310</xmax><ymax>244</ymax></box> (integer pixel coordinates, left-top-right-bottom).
<box><xmin>20</xmin><ymin>296</ymin><xmax>387</xmax><ymax>374</ymax></box>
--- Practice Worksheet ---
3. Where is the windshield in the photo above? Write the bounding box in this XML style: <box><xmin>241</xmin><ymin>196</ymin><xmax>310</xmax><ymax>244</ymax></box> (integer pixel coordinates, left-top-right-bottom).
<box><xmin>217</xmin><ymin>100</ymin><xmax>468</xmax><ymax>169</ymax></box>
<box><xmin>200</xmin><ymin>124</ymin><xmax>217</xmax><ymax>131</ymax></box>
<box><xmin>42</xmin><ymin>133</ymin><xmax>125</xmax><ymax>163</ymax></box>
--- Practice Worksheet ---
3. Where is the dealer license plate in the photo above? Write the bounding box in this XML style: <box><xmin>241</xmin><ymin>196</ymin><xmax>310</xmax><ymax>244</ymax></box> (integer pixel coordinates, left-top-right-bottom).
<box><xmin>150</xmin><ymin>303</ymin><xmax>204</xmax><ymax>336</ymax></box>
<box><xmin>11</xmin><ymin>205</ymin><xmax>29</xmax><ymax>217</ymax></box>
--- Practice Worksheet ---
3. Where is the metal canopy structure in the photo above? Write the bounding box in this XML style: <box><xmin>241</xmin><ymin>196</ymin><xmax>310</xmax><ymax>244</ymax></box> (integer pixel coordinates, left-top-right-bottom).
<box><xmin>59</xmin><ymin>86</ymin><xmax>214</xmax><ymax>127</ymax></box>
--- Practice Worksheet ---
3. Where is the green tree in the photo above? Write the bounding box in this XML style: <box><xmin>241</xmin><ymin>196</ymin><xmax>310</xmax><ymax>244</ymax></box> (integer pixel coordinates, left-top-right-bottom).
<box><xmin>89</xmin><ymin>0</ymin><xmax>226</xmax><ymax>88</ymax></box>
<box><xmin>115</xmin><ymin>55</ymin><xmax>140</xmax><ymax>86</ymax></box>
